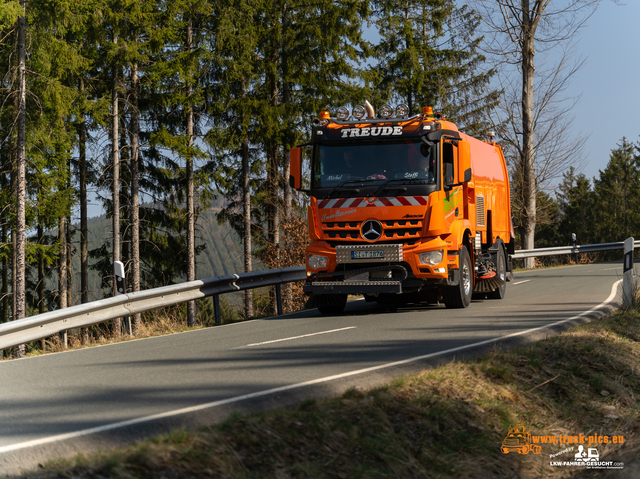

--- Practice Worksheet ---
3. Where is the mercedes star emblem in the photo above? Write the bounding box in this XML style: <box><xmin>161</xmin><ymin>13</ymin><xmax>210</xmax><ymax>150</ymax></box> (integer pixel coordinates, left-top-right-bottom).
<box><xmin>361</xmin><ymin>219</ymin><xmax>383</xmax><ymax>241</ymax></box>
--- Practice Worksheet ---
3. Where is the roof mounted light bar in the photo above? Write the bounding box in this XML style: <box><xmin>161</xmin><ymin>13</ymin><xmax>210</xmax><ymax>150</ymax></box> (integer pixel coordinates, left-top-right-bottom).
<box><xmin>327</xmin><ymin>114</ymin><xmax>422</xmax><ymax>126</ymax></box>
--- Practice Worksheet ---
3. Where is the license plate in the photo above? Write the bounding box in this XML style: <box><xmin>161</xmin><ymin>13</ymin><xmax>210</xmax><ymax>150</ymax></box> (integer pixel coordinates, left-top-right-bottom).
<box><xmin>351</xmin><ymin>250</ymin><xmax>384</xmax><ymax>259</ymax></box>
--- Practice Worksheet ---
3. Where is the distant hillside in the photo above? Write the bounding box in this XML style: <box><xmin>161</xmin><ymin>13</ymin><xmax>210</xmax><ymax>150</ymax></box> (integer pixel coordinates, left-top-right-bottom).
<box><xmin>67</xmin><ymin>207</ymin><xmax>262</xmax><ymax>303</ymax></box>
<box><xmin>196</xmin><ymin>208</ymin><xmax>264</xmax><ymax>279</ymax></box>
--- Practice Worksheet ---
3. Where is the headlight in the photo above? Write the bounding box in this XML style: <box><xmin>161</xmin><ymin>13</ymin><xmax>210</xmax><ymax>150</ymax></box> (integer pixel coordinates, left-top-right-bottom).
<box><xmin>308</xmin><ymin>254</ymin><xmax>328</xmax><ymax>269</ymax></box>
<box><xmin>418</xmin><ymin>250</ymin><xmax>443</xmax><ymax>265</ymax></box>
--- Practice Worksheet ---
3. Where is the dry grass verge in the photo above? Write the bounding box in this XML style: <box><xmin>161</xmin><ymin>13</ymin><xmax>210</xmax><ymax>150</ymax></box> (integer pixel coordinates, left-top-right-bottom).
<box><xmin>12</xmin><ymin>304</ymin><xmax>640</xmax><ymax>478</ymax></box>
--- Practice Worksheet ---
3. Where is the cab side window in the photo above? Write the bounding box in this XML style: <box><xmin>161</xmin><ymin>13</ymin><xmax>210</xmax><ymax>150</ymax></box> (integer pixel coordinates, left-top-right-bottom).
<box><xmin>443</xmin><ymin>142</ymin><xmax>455</xmax><ymax>186</ymax></box>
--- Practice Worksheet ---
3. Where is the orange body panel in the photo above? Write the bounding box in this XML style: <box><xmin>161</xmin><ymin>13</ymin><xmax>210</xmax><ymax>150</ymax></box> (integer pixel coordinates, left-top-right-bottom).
<box><xmin>460</xmin><ymin>132</ymin><xmax>512</xmax><ymax>246</ymax></box>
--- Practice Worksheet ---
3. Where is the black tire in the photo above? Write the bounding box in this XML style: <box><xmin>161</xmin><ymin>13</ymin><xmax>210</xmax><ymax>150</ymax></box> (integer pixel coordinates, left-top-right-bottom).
<box><xmin>443</xmin><ymin>246</ymin><xmax>472</xmax><ymax>308</ymax></box>
<box><xmin>317</xmin><ymin>294</ymin><xmax>347</xmax><ymax>315</ymax></box>
<box><xmin>487</xmin><ymin>244</ymin><xmax>506</xmax><ymax>300</ymax></box>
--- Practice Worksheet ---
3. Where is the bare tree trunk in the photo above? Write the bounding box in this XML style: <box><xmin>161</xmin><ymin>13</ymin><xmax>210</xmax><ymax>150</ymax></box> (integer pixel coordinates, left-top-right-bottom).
<box><xmin>12</xmin><ymin>224</ymin><xmax>16</xmax><ymax>321</ymax></box>
<box><xmin>1</xmin><ymin>166</ymin><xmax>7</xmax><ymax>325</ymax></box>
<box><xmin>58</xmin><ymin>215</ymin><xmax>68</xmax><ymax>347</ymax></box>
<box><xmin>241</xmin><ymin>80</ymin><xmax>253</xmax><ymax>319</ymax></box>
<box><xmin>79</xmin><ymin>79</ymin><xmax>89</xmax><ymax>304</ymax></box>
<box><xmin>58</xmin><ymin>218</ymin><xmax>68</xmax><ymax>308</ymax></box>
<box><xmin>37</xmin><ymin>222</ymin><xmax>44</xmax><ymax>314</ymax></box>
<box><xmin>282</xmin><ymin>5</ymin><xmax>291</xmax><ymax>219</ymax></box>
<box><xmin>2</xmin><ymin>213</ymin><xmax>8</xmax><ymax>324</ymax></box>
<box><xmin>282</xmin><ymin>4</ymin><xmax>292</xmax><ymax>311</ymax></box>
<box><xmin>130</xmin><ymin>64</ymin><xmax>141</xmax><ymax>332</ymax></box>
<box><xmin>111</xmin><ymin>36</ymin><xmax>121</xmax><ymax>337</ymax></box>
<box><xmin>78</xmin><ymin>78</ymin><xmax>90</xmax><ymax>343</ymax></box>
<box><xmin>268</xmin><ymin>69</ymin><xmax>280</xmax><ymax>315</ymax></box>
<box><xmin>38</xmin><ymin>220</ymin><xmax>45</xmax><ymax>350</ymax></box>
<box><xmin>13</xmin><ymin>0</ymin><xmax>27</xmax><ymax>358</ymax></box>
<box><xmin>186</xmin><ymin>15</ymin><xmax>197</xmax><ymax>327</ymax></box>
<box><xmin>405</xmin><ymin>0</ymin><xmax>413</xmax><ymax>113</ymax></box>
<box><xmin>521</xmin><ymin>3</ymin><xmax>536</xmax><ymax>269</ymax></box>
<box><xmin>66</xmin><ymin>205</ymin><xmax>72</xmax><ymax>307</ymax></box>
<box><xmin>267</xmin><ymin>145</ymin><xmax>280</xmax><ymax>315</ymax></box>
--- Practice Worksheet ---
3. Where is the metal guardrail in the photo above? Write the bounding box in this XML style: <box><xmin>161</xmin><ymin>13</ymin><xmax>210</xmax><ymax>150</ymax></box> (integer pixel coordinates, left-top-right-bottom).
<box><xmin>1</xmin><ymin>239</ymin><xmax>637</xmax><ymax>353</ymax></box>
<box><xmin>0</xmin><ymin>267</ymin><xmax>306</xmax><ymax>351</ymax></box>
<box><xmin>511</xmin><ymin>240</ymin><xmax>640</xmax><ymax>259</ymax></box>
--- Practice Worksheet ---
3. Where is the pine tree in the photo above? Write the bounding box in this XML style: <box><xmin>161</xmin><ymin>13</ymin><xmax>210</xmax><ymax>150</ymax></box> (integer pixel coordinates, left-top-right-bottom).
<box><xmin>370</xmin><ymin>0</ymin><xmax>496</xmax><ymax>133</ymax></box>
<box><xmin>593</xmin><ymin>139</ymin><xmax>640</xmax><ymax>243</ymax></box>
<box><xmin>205</xmin><ymin>0</ymin><xmax>261</xmax><ymax>318</ymax></box>
<box><xmin>557</xmin><ymin>166</ymin><xmax>595</xmax><ymax>246</ymax></box>
<box><xmin>144</xmin><ymin>0</ymin><xmax>210</xmax><ymax>298</ymax></box>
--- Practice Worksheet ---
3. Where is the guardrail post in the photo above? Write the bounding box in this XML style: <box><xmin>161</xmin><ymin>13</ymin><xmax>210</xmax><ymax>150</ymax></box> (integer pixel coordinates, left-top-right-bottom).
<box><xmin>114</xmin><ymin>261</ymin><xmax>132</xmax><ymax>336</ymax></box>
<box><xmin>275</xmin><ymin>284</ymin><xmax>283</xmax><ymax>316</ymax></box>
<box><xmin>213</xmin><ymin>294</ymin><xmax>221</xmax><ymax>325</ymax></box>
<box><xmin>623</xmin><ymin>237</ymin><xmax>635</xmax><ymax>308</ymax></box>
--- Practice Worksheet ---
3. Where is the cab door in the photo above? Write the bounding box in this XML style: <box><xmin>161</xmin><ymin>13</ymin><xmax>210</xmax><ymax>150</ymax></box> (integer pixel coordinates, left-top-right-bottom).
<box><xmin>442</xmin><ymin>140</ymin><xmax>462</xmax><ymax>230</ymax></box>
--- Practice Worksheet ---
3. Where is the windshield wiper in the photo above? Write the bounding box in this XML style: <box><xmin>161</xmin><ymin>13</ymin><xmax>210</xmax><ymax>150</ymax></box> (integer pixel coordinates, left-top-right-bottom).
<box><xmin>323</xmin><ymin>179</ymin><xmax>376</xmax><ymax>198</ymax></box>
<box><xmin>369</xmin><ymin>178</ymin><xmax>423</xmax><ymax>197</ymax></box>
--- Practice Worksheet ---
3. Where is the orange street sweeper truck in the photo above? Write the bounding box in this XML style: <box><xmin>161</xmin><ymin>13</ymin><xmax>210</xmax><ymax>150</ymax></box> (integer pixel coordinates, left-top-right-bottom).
<box><xmin>289</xmin><ymin>103</ymin><xmax>515</xmax><ymax>314</ymax></box>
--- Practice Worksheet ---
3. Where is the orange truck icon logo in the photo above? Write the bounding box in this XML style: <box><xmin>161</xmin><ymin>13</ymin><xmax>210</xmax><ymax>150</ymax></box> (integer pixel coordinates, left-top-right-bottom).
<box><xmin>501</xmin><ymin>424</ymin><xmax>542</xmax><ymax>455</ymax></box>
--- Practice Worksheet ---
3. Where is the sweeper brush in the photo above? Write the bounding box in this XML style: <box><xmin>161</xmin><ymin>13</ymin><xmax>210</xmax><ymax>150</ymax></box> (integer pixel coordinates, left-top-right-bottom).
<box><xmin>474</xmin><ymin>271</ymin><xmax>505</xmax><ymax>293</ymax></box>
<box><xmin>304</xmin><ymin>294</ymin><xmax>321</xmax><ymax>309</ymax></box>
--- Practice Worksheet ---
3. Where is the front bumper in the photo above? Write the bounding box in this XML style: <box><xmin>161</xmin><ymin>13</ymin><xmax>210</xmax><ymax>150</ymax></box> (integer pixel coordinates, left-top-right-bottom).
<box><xmin>305</xmin><ymin>239</ymin><xmax>456</xmax><ymax>295</ymax></box>
<box><xmin>304</xmin><ymin>280</ymin><xmax>403</xmax><ymax>295</ymax></box>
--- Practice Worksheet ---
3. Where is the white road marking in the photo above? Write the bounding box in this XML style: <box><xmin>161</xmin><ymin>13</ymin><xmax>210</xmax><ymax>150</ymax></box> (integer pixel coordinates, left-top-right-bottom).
<box><xmin>236</xmin><ymin>326</ymin><xmax>357</xmax><ymax>349</ymax></box>
<box><xmin>0</xmin><ymin>280</ymin><xmax>621</xmax><ymax>455</ymax></box>
<box><xmin>513</xmin><ymin>280</ymin><xmax>531</xmax><ymax>285</ymax></box>
<box><xmin>602</xmin><ymin>267</ymin><xmax>621</xmax><ymax>271</ymax></box>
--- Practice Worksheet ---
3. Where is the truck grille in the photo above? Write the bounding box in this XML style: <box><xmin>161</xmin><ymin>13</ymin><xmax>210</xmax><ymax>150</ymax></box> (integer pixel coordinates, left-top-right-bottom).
<box><xmin>322</xmin><ymin>219</ymin><xmax>423</xmax><ymax>243</ymax></box>
<box><xmin>328</xmin><ymin>239</ymin><xmax>418</xmax><ymax>247</ymax></box>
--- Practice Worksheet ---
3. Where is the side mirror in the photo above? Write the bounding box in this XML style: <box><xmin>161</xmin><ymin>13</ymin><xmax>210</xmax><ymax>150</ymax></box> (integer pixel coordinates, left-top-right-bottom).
<box><xmin>457</xmin><ymin>140</ymin><xmax>471</xmax><ymax>183</ymax></box>
<box><xmin>289</xmin><ymin>147</ymin><xmax>302</xmax><ymax>189</ymax></box>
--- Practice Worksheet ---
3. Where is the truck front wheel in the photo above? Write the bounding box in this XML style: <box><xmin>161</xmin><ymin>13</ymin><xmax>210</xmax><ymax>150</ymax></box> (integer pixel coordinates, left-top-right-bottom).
<box><xmin>317</xmin><ymin>294</ymin><xmax>347</xmax><ymax>315</ymax></box>
<box><xmin>444</xmin><ymin>246</ymin><xmax>472</xmax><ymax>309</ymax></box>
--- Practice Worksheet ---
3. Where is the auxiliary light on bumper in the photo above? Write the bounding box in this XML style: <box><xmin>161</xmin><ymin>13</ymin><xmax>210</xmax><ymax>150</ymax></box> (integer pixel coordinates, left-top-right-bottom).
<box><xmin>307</xmin><ymin>254</ymin><xmax>328</xmax><ymax>269</ymax></box>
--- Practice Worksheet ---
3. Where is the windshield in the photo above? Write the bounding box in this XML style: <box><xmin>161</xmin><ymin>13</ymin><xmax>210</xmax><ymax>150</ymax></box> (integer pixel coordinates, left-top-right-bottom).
<box><xmin>312</xmin><ymin>139</ymin><xmax>436</xmax><ymax>189</ymax></box>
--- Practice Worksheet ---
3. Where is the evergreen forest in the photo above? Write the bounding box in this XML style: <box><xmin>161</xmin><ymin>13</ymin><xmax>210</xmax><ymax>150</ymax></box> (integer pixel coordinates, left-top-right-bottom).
<box><xmin>0</xmin><ymin>0</ymin><xmax>636</xmax><ymax>350</ymax></box>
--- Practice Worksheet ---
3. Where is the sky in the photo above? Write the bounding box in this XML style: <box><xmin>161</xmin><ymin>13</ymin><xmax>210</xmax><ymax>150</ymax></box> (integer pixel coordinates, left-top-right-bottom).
<box><xmin>566</xmin><ymin>0</ymin><xmax>640</xmax><ymax>182</ymax></box>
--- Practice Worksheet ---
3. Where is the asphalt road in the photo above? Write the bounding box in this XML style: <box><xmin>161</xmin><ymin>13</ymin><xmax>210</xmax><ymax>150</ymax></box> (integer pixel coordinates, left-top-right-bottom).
<box><xmin>0</xmin><ymin>262</ymin><xmax>625</xmax><ymax>475</ymax></box>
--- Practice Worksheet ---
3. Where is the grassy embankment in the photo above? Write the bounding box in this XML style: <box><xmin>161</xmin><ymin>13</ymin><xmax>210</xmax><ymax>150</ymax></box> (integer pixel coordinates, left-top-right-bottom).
<box><xmin>15</xmin><ymin>297</ymin><xmax>640</xmax><ymax>478</ymax></box>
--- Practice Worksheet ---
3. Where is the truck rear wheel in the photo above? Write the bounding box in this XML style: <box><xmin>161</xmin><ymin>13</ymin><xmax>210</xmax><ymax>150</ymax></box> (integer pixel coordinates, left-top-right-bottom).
<box><xmin>487</xmin><ymin>244</ymin><xmax>506</xmax><ymax>299</ymax></box>
<box><xmin>317</xmin><ymin>294</ymin><xmax>347</xmax><ymax>315</ymax></box>
<box><xmin>443</xmin><ymin>246</ymin><xmax>472</xmax><ymax>309</ymax></box>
